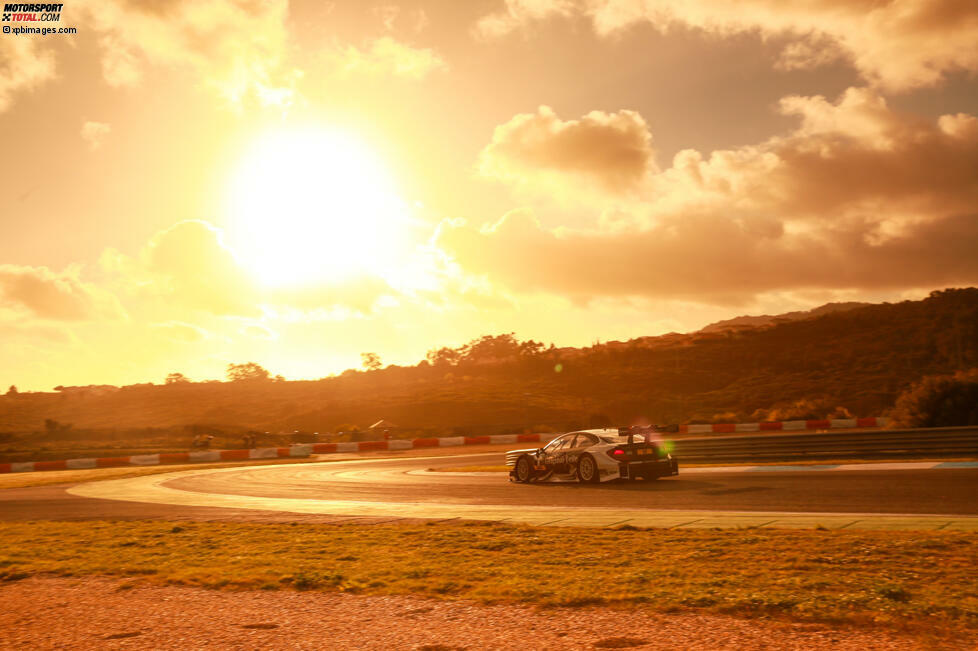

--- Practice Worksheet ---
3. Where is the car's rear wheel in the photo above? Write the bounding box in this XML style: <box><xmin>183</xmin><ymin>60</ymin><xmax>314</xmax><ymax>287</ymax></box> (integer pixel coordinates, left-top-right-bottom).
<box><xmin>514</xmin><ymin>455</ymin><xmax>533</xmax><ymax>483</ymax></box>
<box><xmin>577</xmin><ymin>453</ymin><xmax>599</xmax><ymax>484</ymax></box>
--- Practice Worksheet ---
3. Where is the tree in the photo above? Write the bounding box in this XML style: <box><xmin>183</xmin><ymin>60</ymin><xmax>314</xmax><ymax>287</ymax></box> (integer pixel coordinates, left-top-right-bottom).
<box><xmin>361</xmin><ymin>352</ymin><xmax>382</xmax><ymax>371</ymax></box>
<box><xmin>890</xmin><ymin>368</ymin><xmax>978</xmax><ymax>428</ymax></box>
<box><xmin>226</xmin><ymin>362</ymin><xmax>271</xmax><ymax>382</ymax></box>
<box><xmin>426</xmin><ymin>346</ymin><xmax>460</xmax><ymax>367</ymax></box>
<box><xmin>165</xmin><ymin>373</ymin><xmax>190</xmax><ymax>385</ymax></box>
<box><xmin>44</xmin><ymin>418</ymin><xmax>72</xmax><ymax>433</ymax></box>
<box><xmin>5</xmin><ymin>385</ymin><xmax>17</xmax><ymax>396</ymax></box>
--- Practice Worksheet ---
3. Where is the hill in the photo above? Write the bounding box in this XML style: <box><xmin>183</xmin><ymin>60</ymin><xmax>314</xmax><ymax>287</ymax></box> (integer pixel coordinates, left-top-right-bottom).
<box><xmin>699</xmin><ymin>302</ymin><xmax>869</xmax><ymax>333</ymax></box>
<box><xmin>1</xmin><ymin>289</ymin><xmax>976</xmax><ymax>442</ymax></box>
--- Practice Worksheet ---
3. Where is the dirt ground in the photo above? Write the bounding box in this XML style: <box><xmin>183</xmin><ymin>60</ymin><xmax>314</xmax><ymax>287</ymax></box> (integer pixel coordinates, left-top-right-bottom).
<box><xmin>2</xmin><ymin>576</ymin><xmax>971</xmax><ymax>650</ymax></box>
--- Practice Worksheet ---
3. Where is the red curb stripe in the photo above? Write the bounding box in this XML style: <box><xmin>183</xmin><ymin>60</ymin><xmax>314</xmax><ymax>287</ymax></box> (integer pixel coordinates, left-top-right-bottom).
<box><xmin>220</xmin><ymin>449</ymin><xmax>250</xmax><ymax>460</ymax></box>
<box><xmin>412</xmin><ymin>438</ymin><xmax>439</xmax><ymax>447</ymax></box>
<box><xmin>465</xmin><ymin>436</ymin><xmax>491</xmax><ymax>445</ymax></box>
<box><xmin>759</xmin><ymin>421</ymin><xmax>783</xmax><ymax>431</ymax></box>
<box><xmin>806</xmin><ymin>419</ymin><xmax>831</xmax><ymax>429</ymax></box>
<box><xmin>358</xmin><ymin>441</ymin><xmax>389</xmax><ymax>451</ymax></box>
<box><xmin>856</xmin><ymin>417</ymin><xmax>878</xmax><ymax>427</ymax></box>
<box><xmin>312</xmin><ymin>443</ymin><xmax>337</xmax><ymax>453</ymax></box>
<box><xmin>95</xmin><ymin>456</ymin><xmax>133</xmax><ymax>468</ymax></box>
<box><xmin>34</xmin><ymin>460</ymin><xmax>68</xmax><ymax>471</ymax></box>
<box><xmin>275</xmin><ymin>448</ymin><xmax>291</xmax><ymax>457</ymax></box>
<box><xmin>159</xmin><ymin>453</ymin><xmax>190</xmax><ymax>463</ymax></box>
<box><xmin>712</xmin><ymin>423</ymin><xmax>736</xmax><ymax>433</ymax></box>
<box><xmin>0</xmin><ymin>463</ymin><xmax>11</xmax><ymax>474</ymax></box>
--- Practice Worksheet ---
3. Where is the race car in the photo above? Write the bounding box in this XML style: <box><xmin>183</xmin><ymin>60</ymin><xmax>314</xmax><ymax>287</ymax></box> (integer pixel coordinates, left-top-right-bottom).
<box><xmin>506</xmin><ymin>426</ymin><xmax>679</xmax><ymax>484</ymax></box>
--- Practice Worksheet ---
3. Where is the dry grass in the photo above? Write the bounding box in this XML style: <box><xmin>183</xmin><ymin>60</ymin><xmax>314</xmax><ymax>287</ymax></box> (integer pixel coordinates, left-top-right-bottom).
<box><xmin>0</xmin><ymin>520</ymin><xmax>975</xmax><ymax>636</ymax></box>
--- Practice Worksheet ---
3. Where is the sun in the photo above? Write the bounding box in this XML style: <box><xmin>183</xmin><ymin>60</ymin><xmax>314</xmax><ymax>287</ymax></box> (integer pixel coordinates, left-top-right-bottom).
<box><xmin>223</xmin><ymin>127</ymin><xmax>410</xmax><ymax>287</ymax></box>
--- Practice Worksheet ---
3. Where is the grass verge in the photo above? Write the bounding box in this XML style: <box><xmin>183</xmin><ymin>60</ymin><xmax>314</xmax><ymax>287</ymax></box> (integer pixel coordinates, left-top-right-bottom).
<box><xmin>0</xmin><ymin>520</ymin><xmax>975</xmax><ymax>636</ymax></box>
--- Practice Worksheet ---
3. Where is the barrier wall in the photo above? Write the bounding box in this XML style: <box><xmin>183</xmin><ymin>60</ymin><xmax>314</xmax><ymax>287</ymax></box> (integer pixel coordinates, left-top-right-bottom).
<box><xmin>0</xmin><ymin>445</ymin><xmax>310</xmax><ymax>474</ymax></box>
<box><xmin>0</xmin><ymin>421</ymin><xmax>894</xmax><ymax>474</ymax></box>
<box><xmin>0</xmin><ymin>433</ymin><xmax>553</xmax><ymax>474</ymax></box>
<box><xmin>679</xmin><ymin>416</ymin><xmax>888</xmax><ymax>434</ymax></box>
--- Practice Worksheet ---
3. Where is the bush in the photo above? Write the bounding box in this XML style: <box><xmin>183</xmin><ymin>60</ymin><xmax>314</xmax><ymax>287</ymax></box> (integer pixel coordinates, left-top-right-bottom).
<box><xmin>760</xmin><ymin>399</ymin><xmax>852</xmax><ymax>422</ymax></box>
<box><xmin>889</xmin><ymin>368</ymin><xmax>978</xmax><ymax>428</ymax></box>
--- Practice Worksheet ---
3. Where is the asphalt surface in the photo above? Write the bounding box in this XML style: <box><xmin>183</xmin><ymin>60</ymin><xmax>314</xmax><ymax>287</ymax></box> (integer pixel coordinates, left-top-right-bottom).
<box><xmin>166</xmin><ymin>453</ymin><xmax>978</xmax><ymax>515</ymax></box>
<box><xmin>2</xmin><ymin>452</ymin><xmax>977</xmax><ymax>524</ymax></box>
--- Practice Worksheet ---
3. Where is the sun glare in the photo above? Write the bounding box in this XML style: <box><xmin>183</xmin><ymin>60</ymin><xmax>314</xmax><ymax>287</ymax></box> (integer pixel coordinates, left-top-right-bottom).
<box><xmin>224</xmin><ymin>128</ymin><xmax>410</xmax><ymax>287</ymax></box>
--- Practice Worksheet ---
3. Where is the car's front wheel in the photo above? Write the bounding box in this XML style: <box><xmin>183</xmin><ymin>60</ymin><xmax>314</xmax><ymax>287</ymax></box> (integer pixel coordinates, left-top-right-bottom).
<box><xmin>514</xmin><ymin>455</ymin><xmax>534</xmax><ymax>483</ymax></box>
<box><xmin>576</xmin><ymin>453</ymin><xmax>600</xmax><ymax>484</ymax></box>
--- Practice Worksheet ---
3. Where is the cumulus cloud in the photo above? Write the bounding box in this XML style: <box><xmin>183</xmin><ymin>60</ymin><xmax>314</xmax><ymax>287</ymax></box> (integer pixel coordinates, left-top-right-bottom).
<box><xmin>113</xmin><ymin>219</ymin><xmax>259</xmax><ymax>316</ymax></box>
<box><xmin>440</xmin><ymin>88</ymin><xmax>978</xmax><ymax>303</ymax></box>
<box><xmin>104</xmin><ymin>220</ymin><xmax>398</xmax><ymax>316</ymax></box>
<box><xmin>0</xmin><ymin>264</ymin><xmax>126</xmax><ymax>321</ymax></box>
<box><xmin>479</xmin><ymin>105</ymin><xmax>656</xmax><ymax>192</ymax></box>
<box><xmin>0</xmin><ymin>37</ymin><xmax>56</xmax><ymax>112</ymax></box>
<box><xmin>80</xmin><ymin>121</ymin><xmax>111</xmax><ymax>150</ymax></box>
<box><xmin>77</xmin><ymin>0</ymin><xmax>297</xmax><ymax>107</ymax></box>
<box><xmin>478</xmin><ymin>0</ymin><xmax>978</xmax><ymax>91</ymax></box>
<box><xmin>332</xmin><ymin>37</ymin><xmax>447</xmax><ymax>80</ymax></box>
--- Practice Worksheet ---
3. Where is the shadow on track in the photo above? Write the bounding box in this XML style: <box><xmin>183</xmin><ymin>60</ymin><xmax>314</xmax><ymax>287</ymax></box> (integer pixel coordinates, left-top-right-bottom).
<box><xmin>520</xmin><ymin>478</ymin><xmax>725</xmax><ymax>493</ymax></box>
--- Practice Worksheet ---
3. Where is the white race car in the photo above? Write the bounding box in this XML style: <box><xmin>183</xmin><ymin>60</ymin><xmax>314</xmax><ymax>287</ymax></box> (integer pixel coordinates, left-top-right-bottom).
<box><xmin>506</xmin><ymin>427</ymin><xmax>679</xmax><ymax>484</ymax></box>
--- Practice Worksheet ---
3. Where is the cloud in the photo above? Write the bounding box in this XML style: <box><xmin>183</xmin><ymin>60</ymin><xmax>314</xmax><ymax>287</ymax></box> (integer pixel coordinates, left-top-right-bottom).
<box><xmin>240</xmin><ymin>323</ymin><xmax>277</xmax><ymax>340</ymax></box>
<box><xmin>0</xmin><ymin>36</ymin><xmax>57</xmax><ymax>112</ymax></box>
<box><xmin>478</xmin><ymin>0</ymin><xmax>978</xmax><ymax>91</ymax></box>
<box><xmin>0</xmin><ymin>264</ymin><xmax>126</xmax><ymax>321</ymax></box>
<box><xmin>475</xmin><ymin>0</ymin><xmax>577</xmax><ymax>38</ymax></box>
<box><xmin>77</xmin><ymin>0</ymin><xmax>297</xmax><ymax>107</ymax></box>
<box><xmin>130</xmin><ymin>219</ymin><xmax>259</xmax><ymax>316</ymax></box>
<box><xmin>105</xmin><ymin>220</ymin><xmax>399</xmax><ymax>316</ymax></box>
<box><xmin>439</xmin><ymin>88</ymin><xmax>978</xmax><ymax>304</ymax></box>
<box><xmin>373</xmin><ymin>5</ymin><xmax>428</xmax><ymax>32</ymax></box>
<box><xmin>479</xmin><ymin>105</ymin><xmax>656</xmax><ymax>192</ymax></box>
<box><xmin>269</xmin><ymin>275</ymin><xmax>397</xmax><ymax>315</ymax></box>
<box><xmin>80</xmin><ymin>121</ymin><xmax>111</xmax><ymax>150</ymax></box>
<box><xmin>151</xmin><ymin>320</ymin><xmax>210</xmax><ymax>342</ymax></box>
<box><xmin>332</xmin><ymin>37</ymin><xmax>447</xmax><ymax>80</ymax></box>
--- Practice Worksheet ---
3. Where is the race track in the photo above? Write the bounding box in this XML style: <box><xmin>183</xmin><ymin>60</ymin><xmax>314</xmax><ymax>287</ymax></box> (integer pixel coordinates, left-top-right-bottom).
<box><xmin>0</xmin><ymin>452</ymin><xmax>956</xmax><ymax>530</ymax></box>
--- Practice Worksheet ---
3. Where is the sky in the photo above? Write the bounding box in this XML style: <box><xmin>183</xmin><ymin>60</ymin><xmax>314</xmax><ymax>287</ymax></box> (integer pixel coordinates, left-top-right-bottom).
<box><xmin>1</xmin><ymin>0</ymin><xmax>976</xmax><ymax>391</ymax></box>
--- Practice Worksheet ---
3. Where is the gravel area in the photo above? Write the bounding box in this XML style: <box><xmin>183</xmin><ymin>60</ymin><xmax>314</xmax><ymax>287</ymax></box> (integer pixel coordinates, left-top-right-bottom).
<box><xmin>1</xmin><ymin>576</ymin><xmax>971</xmax><ymax>650</ymax></box>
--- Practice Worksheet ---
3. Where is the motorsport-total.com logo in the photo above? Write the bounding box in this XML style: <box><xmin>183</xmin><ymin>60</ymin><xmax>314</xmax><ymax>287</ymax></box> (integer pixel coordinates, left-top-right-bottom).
<box><xmin>2</xmin><ymin>3</ymin><xmax>64</xmax><ymax>22</ymax></box>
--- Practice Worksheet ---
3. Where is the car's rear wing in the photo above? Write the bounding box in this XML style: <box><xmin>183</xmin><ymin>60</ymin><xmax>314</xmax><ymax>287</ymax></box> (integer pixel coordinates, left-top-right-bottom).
<box><xmin>617</xmin><ymin>424</ymin><xmax>678</xmax><ymax>444</ymax></box>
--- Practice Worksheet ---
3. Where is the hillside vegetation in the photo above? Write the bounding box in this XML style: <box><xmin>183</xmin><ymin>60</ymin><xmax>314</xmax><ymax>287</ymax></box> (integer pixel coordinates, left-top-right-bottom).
<box><xmin>1</xmin><ymin>289</ymin><xmax>976</xmax><ymax>445</ymax></box>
